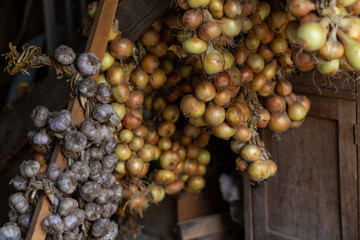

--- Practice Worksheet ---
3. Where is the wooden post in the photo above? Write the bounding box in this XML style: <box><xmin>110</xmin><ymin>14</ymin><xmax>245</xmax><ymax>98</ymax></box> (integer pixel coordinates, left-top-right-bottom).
<box><xmin>25</xmin><ymin>1</ymin><xmax>118</xmax><ymax>239</ymax></box>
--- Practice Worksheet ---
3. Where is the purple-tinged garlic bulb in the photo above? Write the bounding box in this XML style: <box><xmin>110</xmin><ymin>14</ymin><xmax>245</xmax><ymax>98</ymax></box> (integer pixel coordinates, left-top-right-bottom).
<box><xmin>80</xmin><ymin>119</ymin><xmax>102</xmax><ymax>144</ymax></box>
<box><xmin>77</xmin><ymin>52</ymin><xmax>101</xmax><ymax>77</ymax></box>
<box><xmin>64</xmin><ymin>131</ymin><xmax>87</xmax><ymax>153</ymax></box>
<box><xmin>78</xmin><ymin>77</ymin><xmax>97</xmax><ymax>97</ymax></box>
<box><xmin>100</xmin><ymin>137</ymin><xmax>117</xmax><ymax>155</ymax></box>
<box><xmin>46</xmin><ymin>163</ymin><xmax>63</xmax><ymax>182</ymax></box>
<box><xmin>0</xmin><ymin>223</ymin><xmax>21</xmax><ymax>240</ymax></box>
<box><xmin>86</xmin><ymin>147</ymin><xmax>104</xmax><ymax>160</ymax></box>
<box><xmin>100</xmin><ymin>202</ymin><xmax>118</xmax><ymax>218</ymax></box>
<box><xmin>48</xmin><ymin>109</ymin><xmax>72</xmax><ymax>132</ymax></box>
<box><xmin>62</xmin><ymin>214</ymin><xmax>80</xmax><ymax>233</ymax></box>
<box><xmin>92</xmin><ymin>104</ymin><xmax>113</xmax><ymax>123</ymax></box>
<box><xmin>63</xmin><ymin>227</ymin><xmax>80</xmax><ymax>240</ymax></box>
<box><xmin>99</xmin><ymin>125</ymin><xmax>113</xmax><ymax>142</ymax></box>
<box><xmin>9</xmin><ymin>193</ymin><xmax>29</xmax><ymax>215</ymax></box>
<box><xmin>96</xmin><ymin>188</ymin><xmax>113</xmax><ymax>205</ymax></box>
<box><xmin>70</xmin><ymin>161</ymin><xmax>90</xmax><ymax>183</ymax></box>
<box><xmin>89</xmin><ymin>161</ymin><xmax>102</xmax><ymax>181</ymax></box>
<box><xmin>91</xmin><ymin>218</ymin><xmax>110</xmax><ymax>237</ymax></box>
<box><xmin>98</xmin><ymin>221</ymin><xmax>118</xmax><ymax>240</ymax></box>
<box><xmin>72</xmin><ymin>208</ymin><xmax>86</xmax><ymax>223</ymax></box>
<box><xmin>31</xmin><ymin>106</ymin><xmax>50</xmax><ymax>128</ymax></box>
<box><xmin>95</xmin><ymin>171</ymin><xmax>116</xmax><ymax>188</ymax></box>
<box><xmin>17</xmin><ymin>214</ymin><xmax>31</xmax><ymax>233</ymax></box>
<box><xmin>79</xmin><ymin>181</ymin><xmax>101</xmax><ymax>202</ymax></box>
<box><xmin>95</xmin><ymin>83</ymin><xmax>112</xmax><ymax>104</ymax></box>
<box><xmin>8</xmin><ymin>210</ymin><xmax>18</xmax><ymax>223</ymax></box>
<box><xmin>28</xmin><ymin>130</ymin><xmax>50</xmax><ymax>147</ymax></box>
<box><xmin>55</xmin><ymin>45</ymin><xmax>76</xmax><ymax>65</ymax></box>
<box><xmin>19</xmin><ymin>160</ymin><xmax>40</xmax><ymax>179</ymax></box>
<box><xmin>84</xmin><ymin>203</ymin><xmax>102</xmax><ymax>221</ymax></box>
<box><xmin>57</xmin><ymin>172</ymin><xmax>78</xmax><ymax>195</ymax></box>
<box><xmin>58</xmin><ymin>198</ymin><xmax>79</xmax><ymax>216</ymax></box>
<box><xmin>110</xmin><ymin>184</ymin><xmax>124</xmax><ymax>203</ymax></box>
<box><xmin>101</xmin><ymin>154</ymin><xmax>118</xmax><ymax>173</ymax></box>
<box><xmin>9</xmin><ymin>175</ymin><xmax>29</xmax><ymax>192</ymax></box>
<box><xmin>108</xmin><ymin>111</ymin><xmax>121</xmax><ymax>130</ymax></box>
<box><xmin>41</xmin><ymin>215</ymin><xmax>64</xmax><ymax>234</ymax></box>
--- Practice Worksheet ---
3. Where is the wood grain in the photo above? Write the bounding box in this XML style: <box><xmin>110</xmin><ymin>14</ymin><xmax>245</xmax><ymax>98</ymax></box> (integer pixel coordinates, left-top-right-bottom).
<box><xmin>116</xmin><ymin>0</ymin><xmax>171</xmax><ymax>41</ymax></box>
<box><xmin>25</xmin><ymin>1</ymin><xmax>118</xmax><ymax>239</ymax></box>
<box><xmin>244</xmin><ymin>94</ymin><xmax>358</xmax><ymax>239</ymax></box>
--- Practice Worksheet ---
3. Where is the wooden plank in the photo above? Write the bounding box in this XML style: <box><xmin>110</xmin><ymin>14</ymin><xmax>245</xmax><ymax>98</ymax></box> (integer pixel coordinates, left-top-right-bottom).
<box><xmin>178</xmin><ymin>213</ymin><xmax>234</xmax><ymax>240</ymax></box>
<box><xmin>116</xmin><ymin>0</ymin><xmax>171</xmax><ymax>41</ymax></box>
<box><xmin>337</xmin><ymin>99</ymin><xmax>358</xmax><ymax>240</ymax></box>
<box><xmin>243</xmin><ymin>181</ymin><xmax>253</xmax><ymax>240</ymax></box>
<box><xmin>25</xmin><ymin>1</ymin><xmax>118</xmax><ymax>239</ymax></box>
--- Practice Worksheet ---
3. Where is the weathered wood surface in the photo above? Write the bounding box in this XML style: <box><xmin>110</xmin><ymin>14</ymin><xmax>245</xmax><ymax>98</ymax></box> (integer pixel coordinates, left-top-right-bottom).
<box><xmin>25</xmin><ymin>0</ymin><xmax>118</xmax><ymax>239</ymax></box>
<box><xmin>0</xmin><ymin>0</ymin><xmax>171</xmax><ymax>170</ymax></box>
<box><xmin>244</xmin><ymin>94</ymin><xmax>358</xmax><ymax>239</ymax></box>
<box><xmin>116</xmin><ymin>0</ymin><xmax>171</xmax><ymax>41</ymax></box>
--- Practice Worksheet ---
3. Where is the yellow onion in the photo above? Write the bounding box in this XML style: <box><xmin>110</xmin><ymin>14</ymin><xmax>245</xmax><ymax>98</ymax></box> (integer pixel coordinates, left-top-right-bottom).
<box><xmin>182</xmin><ymin>37</ymin><xmax>208</xmax><ymax>54</ymax></box>
<box><xmin>202</xmin><ymin>45</ymin><xmax>225</xmax><ymax>75</ymax></box>
<box><xmin>247</xmin><ymin>159</ymin><xmax>272</xmax><ymax>181</ymax></box>
<box><xmin>317</xmin><ymin>59</ymin><xmax>340</xmax><ymax>75</ymax></box>
<box><xmin>221</xmin><ymin>17</ymin><xmax>242</xmax><ymax>37</ymax></box>
<box><xmin>212</xmin><ymin>122</ymin><xmax>236</xmax><ymax>139</ymax></box>
<box><xmin>296</xmin><ymin>22</ymin><xmax>327</xmax><ymax>51</ymax></box>
<box><xmin>337</xmin><ymin>30</ymin><xmax>360</xmax><ymax>70</ymax></box>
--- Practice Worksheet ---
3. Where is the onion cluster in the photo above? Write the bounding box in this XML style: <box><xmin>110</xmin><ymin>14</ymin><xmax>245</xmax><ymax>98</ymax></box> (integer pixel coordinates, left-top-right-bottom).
<box><xmin>12</xmin><ymin>0</ymin><xmax>360</xmax><ymax>237</ymax></box>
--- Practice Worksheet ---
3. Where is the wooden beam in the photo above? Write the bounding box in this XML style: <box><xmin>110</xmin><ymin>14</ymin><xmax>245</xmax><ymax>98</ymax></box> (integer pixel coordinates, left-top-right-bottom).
<box><xmin>25</xmin><ymin>1</ymin><xmax>118</xmax><ymax>239</ymax></box>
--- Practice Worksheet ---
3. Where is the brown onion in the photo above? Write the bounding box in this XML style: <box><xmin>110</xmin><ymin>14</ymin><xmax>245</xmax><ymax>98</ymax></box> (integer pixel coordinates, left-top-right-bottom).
<box><xmin>291</xmin><ymin>49</ymin><xmax>315</xmax><ymax>72</ymax></box>
<box><xmin>121</xmin><ymin>109</ymin><xmax>142</xmax><ymax>130</ymax></box>
<box><xmin>265</xmin><ymin>94</ymin><xmax>286</xmax><ymax>112</ymax></box>
<box><xmin>187</xmin><ymin>176</ymin><xmax>205</xmax><ymax>191</ymax></box>
<box><xmin>204</xmin><ymin>103</ymin><xmax>226</xmax><ymax>126</ymax></box>
<box><xmin>288</xmin><ymin>0</ymin><xmax>316</xmax><ymax>17</ymax></box>
<box><xmin>233</xmin><ymin>125</ymin><xmax>252</xmax><ymax>142</ymax></box>
<box><xmin>256</xmin><ymin>108</ymin><xmax>271</xmax><ymax>128</ymax></box>
<box><xmin>276</xmin><ymin>80</ymin><xmax>293</xmax><ymax>96</ymax></box>
<box><xmin>241</xmin><ymin>144</ymin><xmax>261</xmax><ymax>162</ymax></box>
<box><xmin>110</xmin><ymin>37</ymin><xmax>134</xmax><ymax>59</ymax></box>
<box><xmin>234</xmin><ymin>44</ymin><xmax>248</xmax><ymax>66</ymax></box>
<box><xmin>141</xmin><ymin>54</ymin><xmax>159</xmax><ymax>74</ymax></box>
<box><xmin>125</xmin><ymin>91</ymin><xmax>144</xmax><ymax>109</ymax></box>
<box><xmin>212</xmin><ymin>122</ymin><xmax>236</xmax><ymax>139</ymax></box>
<box><xmin>141</xmin><ymin>29</ymin><xmax>160</xmax><ymax>47</ymax></box>
<box><xmin>213</xmin><ymin>89</ymin><xmax>231</xmax><ymax>106</ymax></box>
<box><xmin>268</xmin><ymin>112</ymin><xmax>291</xmax><ymax>132</ymax></box>
<box><xmin>267</xmin><ymin>11</ymin><xmax>288</xmax><ymax>34</ymax></box>
<box><xmin>251</xmin><ymin>73</ymin><xmax>267</xmax><ymax>91</ymax></box>
<box><xmin>195</xmin><ymin>81</ymin><xmax>216</xmax><ymax>102</ymax></box>
<box><xmin>182</xmin><ymin>8</ymin><xmax>203</xmax><ymax>30</ymax></box>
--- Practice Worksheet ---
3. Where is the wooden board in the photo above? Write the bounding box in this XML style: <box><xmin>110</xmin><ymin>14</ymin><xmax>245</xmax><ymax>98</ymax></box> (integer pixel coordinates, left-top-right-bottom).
<box><xmin>116</xmin><ymin>0</ymin><xmax>171</xmax><ymax>41</ymax></box>
<box><xmin>178</xmin><ymin>213</ymin><xmax>234</xmax><ymax>240</ymax></box>
<box><xmin>244</xmin><ymin>94</ymin><xmax>358</xmax><ymax>239</ymax></box>
<box><xmin>25</xmin><ymin>1</ymin><xmax>118</xmax><ymax>239</ymax></box>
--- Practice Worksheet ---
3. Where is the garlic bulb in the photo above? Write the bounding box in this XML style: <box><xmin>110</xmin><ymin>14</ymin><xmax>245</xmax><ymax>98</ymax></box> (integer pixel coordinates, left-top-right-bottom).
<box><xmin>77</xmin><ymin>52</ymin><xmax>101</xmax><ymax>77</ymax></box>
<box><xmin>98</xmin><ymin>221</ymin><xmax>118</xmax><ymax>240</ymax></box>
<box><xmin>8</xmin><ymin>210</ymin><xmax>19</xmax><ymax>223</ymax></box>
<box><xmin>28</xmin><ymin>130</ymin><xmax>51</xmax><ymax>147</ymax></box>
<box><xmin>9</xmin><ymin>175</ymin><xmax>29</xmax><ymax>192</ymax></box>
<box><xmin>80</xmin><ymin>119</ymin><xmax>102</xmax><ymax>144</ymax></box>
<box><xmin>9</xmin><ymin>193</ymin><xmax>29</xmax><ymax>214</ymax></box>
<box><xmin>101</xmin><ymin>154</ymin><xmax>118</xmax><ymax>173</ymax></box>
<box><xmin>46</xmin><ymin>163</ymin><xmax>63</xmax><ymax>182</ymax></box>
<box><xmin>78</xmin><ymin>77</ymin><xmax>97</xmax><ymax>97</ymax></box>
<box><xmin>70</xmin><ymin>161</ymin><xmax>90</xmax><ymax>183</ymax></box>
<box><xmin>110</xmin><ymin>184</ymin><xmax>124</xmax><ymax>203</ymax></box>
<box><xmin>0</xmin><ymin>223</ymin><xmax>21</xmax><ymax>240</ymax></box>
<box><xmin>84</xmin><ymin>203</ymin><xmax>102</xmax><ymax>221</ymax></box>
<box><xmin>19</xmin><ymin>160</ymin><xmax>40</xmax><ymax>179</ymax></box>
<box><xmin>96</xmin><ymin>188</ymin><xmax>113</xmax><ymax>205</ymax></box>
<box><xmin>91</xmin><ymin>218</ymin><xmax>110</xmax><ymax>237</ymax></box>
<box><xmin>17</xmin><ymin>214</ymin><xmax>31</xmax><ymax>233</ymax></box>
<box><xmin>42</xmin><ymin>215</ymin><xmax>64</xmax><ymax>234</ymax></box>
<box><xmin>58</xmin><ymin>198</ymin><xmax>79</xmax><ymax>216</ymax></box>
<box><xmin>92</xmin><ymin>104</ymin><xmax>113</xmax><ymax>123</ymax></box>
<box><xmin>100</xmin><ymin>202</ymin><xmax>118</xmax><ymax>218</ymax></box>
<box><xmin>57</xmin><ymin>172</ymin><xmax>78</xmax><ymax>195</ymax></box>
<box><xmin>55</xmin><ymin>45</ymin><xmax>76</xmax><ymax>65</ymax></box>
<box><xmin>100</xmin><ymin>137</ymin><xmax>117</xmax><ymax>155</ymax></box>
<box><xmin>48</xmin><ymin>110</ymin><xmax>72</xmax><ymax>132</ymax></box>
<box><xmin>62</xmin><ymin>214</ymin><xmax>80</xmax><ymax>232</ymax></box>
<box><xmin>86</xmin><ymin>147</ymin><xmax>104</xmax><ymax>160</ymax></box>
<box><xmin>79</xmin><ymin>181</ymin><xmax>101</xmax><ymax>202</ymax></box>
<box><xmin>31</xmin><ymin>106</ymin><xmax>50</xmax><ymax>128</ymax></box>
<box><xmin>64</xmin><ymin>131</ymin><xmax>87</xmax><ymax>153</ymax></box>
<box><xmin>95</xmin><ymin>83</ymin><xmax>112</xmax><ymax>104</ymax></box>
